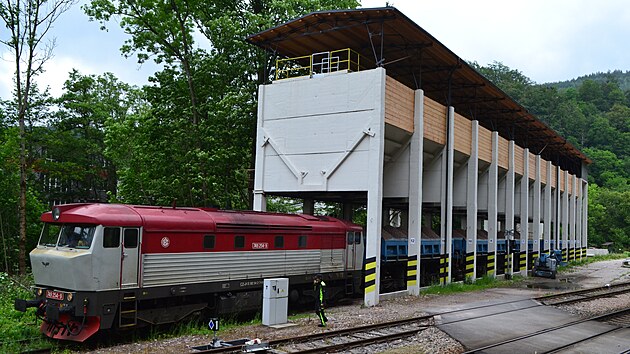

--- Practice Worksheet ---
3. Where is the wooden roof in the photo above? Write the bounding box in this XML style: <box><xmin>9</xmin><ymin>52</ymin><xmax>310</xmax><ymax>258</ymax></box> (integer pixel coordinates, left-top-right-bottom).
<box><xmin>247</xmin><ymin>7</ymin><xmax>590</xmax><ymax>175</ymax></box>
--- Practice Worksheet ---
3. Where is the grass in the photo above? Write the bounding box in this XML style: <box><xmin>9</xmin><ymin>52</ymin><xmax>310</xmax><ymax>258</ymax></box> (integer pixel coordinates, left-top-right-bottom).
<box><xmin>420</xmin><ymin>252</ymin><xmax>630</xmax><ymax>296</ymax></box>
<box><xmin>420</xmin><ymin>275</ymin><xmax>524</xmax><ymax>296</ymax></box>
<box><xmin>0</xmin><ymin>272</ymin><xmax>55</xmax><ymax>353</ymax></box>
<box><xmin>558</xmin><ymin>252</ymin><xmax>629</xmax><ymax>272</ymax></box>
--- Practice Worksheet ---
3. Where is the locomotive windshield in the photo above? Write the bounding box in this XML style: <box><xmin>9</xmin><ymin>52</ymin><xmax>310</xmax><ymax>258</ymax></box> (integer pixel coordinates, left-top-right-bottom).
<box><xmin>39</xmin><ymin>223</ymin><xmax>96</xmax><ymax>249</ymax></box>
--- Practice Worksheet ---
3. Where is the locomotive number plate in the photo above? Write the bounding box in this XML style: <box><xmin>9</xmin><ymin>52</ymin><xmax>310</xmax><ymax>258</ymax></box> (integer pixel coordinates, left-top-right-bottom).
<box><xmin>46</xmin><ymin>290</ymin><xmax>64</xmax><ymax>301</ymax></box>
<box><xmin>252</xmin><ymin>242</ymin><xmax>269</xmax><ymax>249</ymax></box>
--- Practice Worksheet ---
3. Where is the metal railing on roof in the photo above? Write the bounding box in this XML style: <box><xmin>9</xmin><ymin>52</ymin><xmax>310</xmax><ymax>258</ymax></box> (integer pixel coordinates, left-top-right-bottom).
<box><xmin>275</xmin><ymin>48</ymin><xmax>363</xmax><ymax>81</ymax></box>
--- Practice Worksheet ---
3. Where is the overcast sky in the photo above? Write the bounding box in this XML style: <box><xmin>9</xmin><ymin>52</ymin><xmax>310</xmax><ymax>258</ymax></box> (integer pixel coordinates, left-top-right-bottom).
<box><xmin>1</xmin><ymin>0</ymin><xmax>630</xmax><ymax>100</ymax></box>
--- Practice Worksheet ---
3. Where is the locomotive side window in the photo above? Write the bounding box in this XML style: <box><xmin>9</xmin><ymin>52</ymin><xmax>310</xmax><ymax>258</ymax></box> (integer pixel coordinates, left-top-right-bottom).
<box><xmin>298</xmin><ymin>235</ymin><xmax>307</xmax><ymax>248</ymax></box>
<box><xmin>124</xmin><ymin>229</ymin><xmax>138</xmax><ymax>248</ymax></box>
<box><xmin>203</xmin><ymin>235</ymin><xmax>215</xmax><ymax>249</ymax></box>
<box><xmin>103</xmin><ymin>228</ymin><xmax>121</xmax><ymax>248</ymax></box>
<box><xmin>235</xmin><ymin>235</ymin><xmax>245</xmax><ymax>249</ymax></box>
<box><xmin>274</xmin><ymin>235</ymin><xmax>284</xmax><ymax>248</ymax></box>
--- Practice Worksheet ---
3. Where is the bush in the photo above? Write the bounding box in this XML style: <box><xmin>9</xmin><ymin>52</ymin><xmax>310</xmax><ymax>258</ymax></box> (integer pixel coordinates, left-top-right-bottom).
<box><xmin>0</xmin><ymin>272</ymin><xmax>49</xmax><ymax>352</ymax></box>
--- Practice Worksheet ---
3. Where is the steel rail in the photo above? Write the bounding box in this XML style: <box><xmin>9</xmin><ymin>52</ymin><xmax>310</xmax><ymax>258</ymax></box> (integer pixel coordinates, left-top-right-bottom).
<box><xmin>286</xmin><ymin>326</ymin><xmax>428</xmax><ymax>354</ymax></box>
<box><xmin>461</xmin><ymin>307</ymin><xmax>630</xmax><ymax>354</ymax></box>
<box><xmin>191</xmin><ymin>315</ymin><xmax>433</xmax><ymax>353</ymax></box>
<box><xmin>71</xmin><ymin>281</ymin><xmax>629</xmax><ymax>354</ymax></box>
<box><xmin>533</xmin><ymin>281</ymin><xmax>630</xmax><ymax>304</ymax></box>
<box><xmin>541</xmin><ymin>286</ymin><xmax>630</xmax><ymax>306</ymax></box>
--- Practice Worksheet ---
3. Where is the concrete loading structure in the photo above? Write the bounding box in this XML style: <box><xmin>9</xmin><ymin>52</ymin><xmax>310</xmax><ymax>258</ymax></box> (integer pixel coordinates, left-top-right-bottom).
<box><xmin>246</xmin><ymin>7</ymin><xmax>590</xmax><ymax>307</ymax></box>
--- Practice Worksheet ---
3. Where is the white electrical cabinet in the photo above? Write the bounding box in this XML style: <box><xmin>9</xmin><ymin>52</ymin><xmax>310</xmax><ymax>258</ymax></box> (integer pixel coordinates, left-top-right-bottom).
<box><xmin>262</xmin><ymin>278</ymin><xmax>289</xmax><ymax>326</ymax></box>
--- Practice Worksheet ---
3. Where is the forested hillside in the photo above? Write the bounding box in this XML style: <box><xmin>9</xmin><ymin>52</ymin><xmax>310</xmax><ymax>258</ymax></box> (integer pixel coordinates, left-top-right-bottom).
<box><xmin>550</xmin><ymin>70</ymin><xmax>630</xmax><ymax>92</ymax></box>
<box><xmin>0</xmin><ymin>2</ymin><xmax>628</xmax><ymax>274</ymax></box>
<box><xmin>473</xmin><ymin>62</ymin><xmax>629</xmax><ymax>250</ymax></box>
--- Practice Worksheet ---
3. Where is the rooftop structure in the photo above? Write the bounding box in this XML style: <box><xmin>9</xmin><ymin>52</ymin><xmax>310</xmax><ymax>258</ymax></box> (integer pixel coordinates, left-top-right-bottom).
<box><xmin>247</xmin><ymin>7</ymin><xmax>590</xmax><ymax>175</ymax></box>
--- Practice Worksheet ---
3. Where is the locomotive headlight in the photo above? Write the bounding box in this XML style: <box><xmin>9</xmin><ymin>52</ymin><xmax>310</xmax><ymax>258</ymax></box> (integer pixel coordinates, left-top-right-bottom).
<box><xmin>36</xmin><ymin>288</ymin><xmax>43</xmax><ymax>296</ymax></box>
<box><xmin>66</xmin><ymin>293</ymin><xmax>73</xmax><ymax>302</ymax></box>
<box><xmin>52</xmin><ymin>207</ymin><xmax>61</xmax><ymax>221</ymax></box>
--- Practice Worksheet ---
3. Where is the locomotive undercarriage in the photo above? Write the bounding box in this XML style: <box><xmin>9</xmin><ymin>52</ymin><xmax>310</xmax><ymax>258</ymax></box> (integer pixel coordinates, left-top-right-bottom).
<box><xmin>16</xmin><ymin>270</ymin><xmax>362</xmax><ymax>342</ymax></box>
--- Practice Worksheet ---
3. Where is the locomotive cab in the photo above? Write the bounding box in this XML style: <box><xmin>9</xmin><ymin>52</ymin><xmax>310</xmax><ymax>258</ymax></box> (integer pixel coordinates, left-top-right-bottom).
<box><xmin>16</xmin><ymin>205</ymin><xmax>143</xmax><ymax>341</ymax></box>
<box><xmin>30</xmin><ymin>223</ymin><xmax>96</xmax><ymax>291</ymax></box>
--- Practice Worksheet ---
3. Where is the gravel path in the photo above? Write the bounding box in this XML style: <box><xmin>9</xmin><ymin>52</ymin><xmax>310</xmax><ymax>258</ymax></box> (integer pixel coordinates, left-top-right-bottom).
<box><xmin>84</xmin><ymin>258</ymin><xmax>630</xmax><ymax>354</ymax></box>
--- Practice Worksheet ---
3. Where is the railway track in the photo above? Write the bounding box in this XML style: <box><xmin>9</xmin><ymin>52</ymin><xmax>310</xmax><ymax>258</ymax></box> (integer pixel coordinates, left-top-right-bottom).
<box><xmin>463</xmin><ymin>307</ymin><xmax>630</xmax><ymax>354</ymax></box>
<box><xmin>191</xmin><ymin>315</ymin><xmax>433</xmax><ymax>353</ymax></box>
<box><xmin>535</xmin><ymin>281</ymin><xmax>630</xmax><ymax>306</ymax></box>
<box><xmin>18</xmin><ymin>282</ymin><xmax>630</xmax><ymax>354</ymax></box>
<box><xmin>192</xmin><ymin>283</ymin><xmax>630</xmax><ymax>354</ymax></box>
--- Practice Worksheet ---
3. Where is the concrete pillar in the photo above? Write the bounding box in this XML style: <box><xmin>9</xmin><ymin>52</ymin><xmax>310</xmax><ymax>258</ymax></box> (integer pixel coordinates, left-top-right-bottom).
<box><xmin>253</xmin><ymin>85</ymin><xmax>268</xmax><ymax>212</ymax></box>
<box><xmin>543</xmin><ymin>161</ymin><xmax>552</xmax><ymax>253</ymax></box>
<box><xmin>466</xmin><ymin>121</ymin><xmax>479</xmax><ymax>280</ymax></box>
<box><xmin>570</xmin><ymin>175</ymin><xmax>577</xmax><ymax>261</ymax></box>
<box><xmin>562</xmin><ymin>171</ymin><xmax>569</xmax><ymax>261</ymax></box>
<box><xmin>532</xmin><ymin>155</ymin><xmax>541</xmax><ymax>260</ymax></box>
<box><xmin>582</xmin><ymin>181</ymin><xmax>588</xmax><ymax>255</ymax></box>
<box><xmin>423</xmin><ymin>214</ymin><xmax>432</xmax><ymax>229</ymax></box>
<box><xmin>554</xmin><ymin>165</ymin><xmax>561</xmax><ymax>251</ymax></box>
<box><xmin>407</xmin><ymin>89</ymin><xmax>424</xmax><ymax>296</ymax></box>
<box><xmin>576</xmin><ymin>179</ymin><xmax>583</xmax><ymax>260</ymax></box>
<box><xmin>439</xmin><ymin>106</ymin><xmax>455</xmax><ymax>284</ymax></box>
<box><xmin>519</xmin><ymin>149</ymin><xmax>529</xmax><ymax>276</ymax></box>
<box><xmin>363</xmin><ymin>70</ymin><xmax>386</xmax><ymax>307</ymax></box>
<box><xmin>505</xmin><ymin>141</ymin><xmax>515</xmax><ymax>277</ymax></box>
<box><xmin>342</xmin><ymin>202</ymin><xmax>354</xmax><ymax>221</ymax></box>
<box><xmin>487</xmin><ymin>132</ymin><xmax>499</xmax><ymax>277</ymax></box>
<box><xmin>303</xmin><ymin>198</ymin><xmax>315</xmax><ymax>215</ymax></box>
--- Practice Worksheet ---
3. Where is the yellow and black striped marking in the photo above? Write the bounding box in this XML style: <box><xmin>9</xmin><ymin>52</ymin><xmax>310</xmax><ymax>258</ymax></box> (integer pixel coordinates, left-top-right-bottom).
<box><xmin>486</xmin><ymin>252</ymin><xmax>495</xmax><ymax>276</ymax></box>
<box><xmin>465</xmin><ymin>252</ymin><xmax>475</xmax><ymax>278</ymax></box>
<box><xmin>439</xmin><ymin>254</ymin><xmax>450</xmax><ymax>284</ymax></box>
<box><xmin>562</xmin><ymin>249</ymin><xmax>568</xmax><ymax>262</ymax></box>
<box><xmin>568</xmin><ymin>248</ymin><xmax>575</xmax><ymax>261</ymax></box>
<box><xmin>364</xmin><ymin>256</ymin><xmax>377</xmax><ymax>294</ymax></box>
<box><xmin>518</xmin><ymin>252</ymin><xmax>526</xmax><ymax>270</ymax></box>
<box><xmin>531</xmin><ymin>251</ymin><xmax>539</xmax><ymax>260</ymax></box>
<box><xmin>406</xmin><ymin>255</ymin><xmax>418</xmax><ymax>287</ymax></box>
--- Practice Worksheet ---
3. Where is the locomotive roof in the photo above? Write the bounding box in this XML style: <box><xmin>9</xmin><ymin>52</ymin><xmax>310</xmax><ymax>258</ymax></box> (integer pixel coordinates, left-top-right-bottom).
<box><xmin>41</xmin><ymin>203</ymin><xmax>360</xmax><ymax>233</ymax></box>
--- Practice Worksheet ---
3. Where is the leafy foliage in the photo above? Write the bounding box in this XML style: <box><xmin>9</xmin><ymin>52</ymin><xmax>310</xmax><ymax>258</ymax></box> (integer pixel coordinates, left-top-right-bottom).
<box><xmin>551</xmin><ymin>70</ymin><xmax>630</xmax><ymax>92</ymax></box>
<box><xmin>0</xmin><ymin>273</ymin><xmax>49</xmax><ymax>353</ymax></box>
<box><xmin>475</xmin><ymin>62</ymin><xmax>630</xmax><ymax>250</ymax></box>
<box><xmin>84</xmin><ymin>0</ymin><xmax>360</xmax><ymax>209</ymax></box>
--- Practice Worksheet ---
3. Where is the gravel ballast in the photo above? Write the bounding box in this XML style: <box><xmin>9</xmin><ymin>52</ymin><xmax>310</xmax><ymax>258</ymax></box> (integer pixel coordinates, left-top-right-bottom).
<box><xmin>84</xmin><ymin>258</ymin><xmax>630</xmax><ymax>353</ymax></box>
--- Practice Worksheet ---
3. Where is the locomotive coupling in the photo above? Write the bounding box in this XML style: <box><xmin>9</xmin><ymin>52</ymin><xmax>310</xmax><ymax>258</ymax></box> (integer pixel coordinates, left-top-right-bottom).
<box><xmin>45</xmin><ymin>303</ymin><xmax>74</xmax><ymax>322</ymax></box>
<box><xmin>14</xmin><ymin>299</ymin><xmax>41</xmax><ymax>312</ymax></box>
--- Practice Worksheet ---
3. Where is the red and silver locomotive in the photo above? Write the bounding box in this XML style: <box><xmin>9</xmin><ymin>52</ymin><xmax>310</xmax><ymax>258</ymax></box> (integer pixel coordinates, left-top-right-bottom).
<box><xmin>15</xmin><ymin>203</ymin><xmax>365</xmax><ymax>341</ymax></box>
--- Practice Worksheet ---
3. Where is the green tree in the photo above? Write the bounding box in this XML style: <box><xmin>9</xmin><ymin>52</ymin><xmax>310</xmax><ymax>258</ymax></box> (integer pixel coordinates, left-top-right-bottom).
<box><xmin>469</xmin><ymin>61</ymin><xmax>630</xmax><ymax>250</ymax></box>
<box><xmin>588</xmin><ymin>184</ymin><xmax>630</xmax><ymax>250</ymax></box>
<box><xmin>0</xmin><ymin>127</ymin><xmax>46</xmax><ymax>274</ymax></box>
<box><xmin>33</xmin><ymin>70</ymin><xmax>142</xmax><ymax>205</ymax></box>
<box><xmin>0</xmin><ymin>0</ymin><xmax>76</xmax><ymax>273</ymax></box>
<box><xmin>86</xmin><ymin>0</ymin><xmax>359</xmax><ymax>208</ymax></box>
<box><xmin>84</xmin><ymin>0</ymin><xmax>203</xmax><ymax>124</ymax></box>
<box><xmin>471</xmin><ymin>61</ymin><xmax>533</xmax><ymax>101</ymax></box>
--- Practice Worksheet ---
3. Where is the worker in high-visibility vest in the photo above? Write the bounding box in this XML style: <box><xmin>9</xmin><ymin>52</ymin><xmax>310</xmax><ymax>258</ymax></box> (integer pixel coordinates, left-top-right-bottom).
<box><xmin>313</xmin><ymin>274</ymin><xmax>328</xmax><ymax>327</ymax></box>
